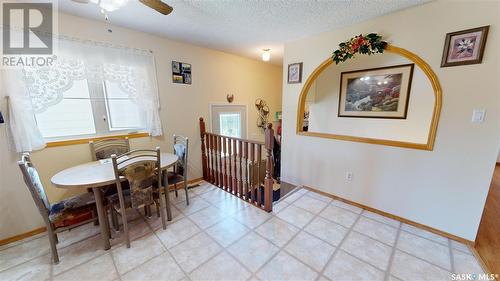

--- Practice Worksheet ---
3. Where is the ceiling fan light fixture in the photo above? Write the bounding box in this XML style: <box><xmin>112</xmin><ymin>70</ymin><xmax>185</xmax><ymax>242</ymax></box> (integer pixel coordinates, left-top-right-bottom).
<box><xmin>97</xmin><ymin>0</ymin><xmax>129</xmax><ymax>12</ymax></box>
<box><xmin>262</xmin><ymin>49</ymin><xmax>271</xmax><ymax>62</ymax></box>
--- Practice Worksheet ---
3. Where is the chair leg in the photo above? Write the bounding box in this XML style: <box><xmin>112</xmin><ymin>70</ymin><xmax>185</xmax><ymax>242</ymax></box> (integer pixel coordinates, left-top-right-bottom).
<box><xmin>184</xmin><ymin>181</ymin><xmax>189</xmax><ymax>206</ymax></box>
<box><xmin>116</xmin><ymin>196</ymin><xmax>130</xmax><ymax>248</ymax></box>
<box><xmin>47</xmin><ymin>226</ymin><xmax>59</xmax><ymax>264</ymax></box>
<box><xmin>164</xmin><ymin>182</ymin><xmax>172</xmax><ymax>221</ymax></box>
<box><xmin>157</xmin><ymin>189</ymin><xmax>167</xmax><ymax>230</ymax></box>
<box><xmin>54</xmin><ymin>232</ymin><xmax>59</xmax><ymax>244</ymax></box>
<box><xmin>91</xmin><ymin>208</ymin><xmax>99</xmax><ymax>226</ymax></box>
<box><xmin>174</xmin><ymin>183</ymin><xmax>178</xmax><ymax>197</ymax></box>
<box><xmin>111</xmin><ymin>207</ymin><xmax>119</xmax><ymax>231</ymax></box>
<box><xmin>155</xmin><ymin>203</ymin><xmax>160</xmax><ymax>218</ymax></box>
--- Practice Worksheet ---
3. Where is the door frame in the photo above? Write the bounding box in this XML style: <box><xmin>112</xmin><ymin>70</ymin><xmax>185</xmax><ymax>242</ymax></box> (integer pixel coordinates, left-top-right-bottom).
<box><xmin>208</xmin><ymin>103</ymin><xmax>249</xmax><ymax>138</ymax></box>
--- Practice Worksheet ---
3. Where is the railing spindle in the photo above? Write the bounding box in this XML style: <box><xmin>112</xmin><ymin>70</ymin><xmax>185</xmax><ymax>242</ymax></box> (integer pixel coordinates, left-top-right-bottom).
<box><xmin>222</xmin><ymin>137</ymin><xmax>227</xmax><ymax>190</ymax></box>
<box><xmin>213</xmin><ymin>135</ymin><xmax>217</xmax><ymax>184</ymax></box>
<box><xmin>244</xmin><ymin>141</ymin><xmax>249</xmax><ymax>200</ymax></box>
<box><xmin>264</xmin><ymin>124</ymin><xmax>274</xmax><ymax>212</ymax></box>
<box><xmin>233</xmin><ymin>139</ymin><xmax>238</xmax><ymax>196</ymax></box>
<box><xmin>199</xmin><ymin>118</ymin><xmax>208</xmax><ymax>180</ymax></box>
<box><xmin>238</xmin><ymin>140</ymin><xmax>243</xmax><ymax>198</ymax></box>
<box><xmin>257</xmin><ymin>144</ymin><xmax>262</xmax><ymax>207</ymax></box>
<box><xmin>206</xmin><ymin>133</ymin><xmax>212</xmax><ymax>183</ymax></box>
<box><xmin>218</xmin><ymin>135</ymin><xmax>223</xmax><ymax>188</ymax></box>
<box><xmin>250</xmin><ymin>143</ymin><xmax>255</xmax><ymax>204</ymax></box>
<box><xmin>228</xmin><ymin>137</ymin><xmax>233</xmax><ymax>193</ymax></box>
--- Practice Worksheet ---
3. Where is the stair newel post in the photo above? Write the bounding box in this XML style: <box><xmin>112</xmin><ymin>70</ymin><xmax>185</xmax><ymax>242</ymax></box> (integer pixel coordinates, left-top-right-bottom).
<box><xmin>264</xmin><ymin>123</ymin><xmax>274</xmax><ymax>212</ymax></box>
<box><xmin>199</xmin><ymin>117</ymin><xmax>208</xmax><ymax>180</ymax></box>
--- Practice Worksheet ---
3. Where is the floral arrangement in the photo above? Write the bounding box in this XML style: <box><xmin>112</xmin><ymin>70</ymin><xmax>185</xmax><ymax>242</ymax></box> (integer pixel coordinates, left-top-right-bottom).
<box><xmin>332</xmin><ymin>33</ymin><xmax>388</xmax><ymax>64</ymax></box>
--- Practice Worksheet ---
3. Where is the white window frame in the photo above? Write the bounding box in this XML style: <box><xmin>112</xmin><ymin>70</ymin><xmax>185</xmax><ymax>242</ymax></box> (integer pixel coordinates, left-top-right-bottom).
<box><xmin>36</xmin><ymin>77</ymin><xmax>145</xmax><ymax>142</ymax></box>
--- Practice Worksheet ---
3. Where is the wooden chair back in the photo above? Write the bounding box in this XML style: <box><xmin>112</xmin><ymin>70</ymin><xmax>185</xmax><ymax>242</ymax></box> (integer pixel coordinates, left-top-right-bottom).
<box><xmin>90</xmin><ymin>137</ymin><xmax>130</xmax><ymax>161</ymax></box>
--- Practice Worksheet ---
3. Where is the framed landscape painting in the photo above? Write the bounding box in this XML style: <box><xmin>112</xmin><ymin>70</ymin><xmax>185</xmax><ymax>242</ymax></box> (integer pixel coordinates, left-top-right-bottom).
<box><xmin>441</xmin><ymin>26</ymin><xmax>489</xmax><ymax>67</ymax></box>
<box><xmin>338</xmin><ymin>63</ymin><xmax>414</xmax><ymax>119</ymax></box>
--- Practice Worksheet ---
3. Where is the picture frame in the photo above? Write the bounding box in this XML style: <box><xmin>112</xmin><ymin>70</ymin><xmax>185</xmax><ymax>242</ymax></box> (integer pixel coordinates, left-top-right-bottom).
<box><xmin>288</xmin><ymin>62</ymin><xmax>303</xmax><ymax>84</ymax></box>
<box><xmin>338</xmin><ymin>63</ymin><xmax>414</xmax><ymax>119</ymax></box>
<box><xmin>441</xmin><ymin>26</ymin><xmax>489</xmax><ymax>67</ymax></box>
<box><xmin>172</xmin><ymin>61</ymin><xmax>192</xmax><ymax>84</ymax></box>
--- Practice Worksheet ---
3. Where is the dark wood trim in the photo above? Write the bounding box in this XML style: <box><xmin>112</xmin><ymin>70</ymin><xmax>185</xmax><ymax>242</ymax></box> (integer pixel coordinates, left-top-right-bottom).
<box><xmin>470</xmin><ymin>247</ymin><xmax>496</xmax><ymax>279</ymax></box>
<box><xmin>303</xmin><ymin>185</ymin><xmax>474</xmax><ymax>246</ymax></box>
<box><xmin>337</xmin><ymin>63</ymin><xmax>414</xmax><ymax>119</ymax></box>
<box><xmin>441</xmin><ymin>26</ymin><xmax>489</xmax><ymax>67</ymax></box>
<box><xmin>0</xmin><ymin>227</ymin><xmax>47</xmax><ymax>247</ymax></box>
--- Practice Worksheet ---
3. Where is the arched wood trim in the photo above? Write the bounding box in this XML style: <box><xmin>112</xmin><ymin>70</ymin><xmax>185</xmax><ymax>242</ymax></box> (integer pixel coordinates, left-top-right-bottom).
<box><xmin>296</xmin><ymin>45</ymin><xmax>442</xmax><ymax>150</ymax></box>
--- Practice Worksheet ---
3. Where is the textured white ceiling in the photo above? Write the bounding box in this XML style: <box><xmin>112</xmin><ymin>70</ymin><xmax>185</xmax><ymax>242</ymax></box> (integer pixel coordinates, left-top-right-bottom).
<box><xmin>58</xmin><ymin>0</ymin><xmax>429</xmax><ymax>65</ymax></box>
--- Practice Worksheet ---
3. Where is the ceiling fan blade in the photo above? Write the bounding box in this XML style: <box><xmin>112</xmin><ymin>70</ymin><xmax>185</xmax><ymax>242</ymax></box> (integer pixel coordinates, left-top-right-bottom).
<box><xmin>139</xmin><ymin>0</ymin><xmax>173</xmax><ymax>15</ymax></box>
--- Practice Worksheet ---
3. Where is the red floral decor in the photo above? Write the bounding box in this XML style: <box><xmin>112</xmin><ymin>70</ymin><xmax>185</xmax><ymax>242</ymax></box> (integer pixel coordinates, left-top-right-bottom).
<box><xmin>332</xmin><ymin>33</ymin><xmax>388</xmax><ymax>64</ymax></box>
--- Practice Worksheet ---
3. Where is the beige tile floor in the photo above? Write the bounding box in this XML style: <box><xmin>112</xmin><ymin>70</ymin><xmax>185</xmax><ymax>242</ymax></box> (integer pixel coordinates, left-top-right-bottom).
<box><xmin>0</xmin><ymin>182</ymin><xmax>487</xmax><ymax>281</ymax></box>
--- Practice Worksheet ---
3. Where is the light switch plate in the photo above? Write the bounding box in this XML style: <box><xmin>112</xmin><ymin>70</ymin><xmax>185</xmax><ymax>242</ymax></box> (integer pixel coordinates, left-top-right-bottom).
<box><xmin>472</xmin><ymin>109</ymin><xmax>486</xmax><ymax>123</ymax></box>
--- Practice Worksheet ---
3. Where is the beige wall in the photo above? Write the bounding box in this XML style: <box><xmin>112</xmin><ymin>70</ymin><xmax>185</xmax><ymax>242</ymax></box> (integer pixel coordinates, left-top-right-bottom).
<box><xmin>281</xmin><ymin>0</ymin><xmax>499</xmax><ymax>241</ymax></box>
<box><xmin>0</xmin><ymin>12</ymin><xmax>282</xmax><ymax>240</ymax></box>
<box><xmin>307</xmin><ymin>52</ymin><xmax>434</xmax><ymax>143</ymax></box>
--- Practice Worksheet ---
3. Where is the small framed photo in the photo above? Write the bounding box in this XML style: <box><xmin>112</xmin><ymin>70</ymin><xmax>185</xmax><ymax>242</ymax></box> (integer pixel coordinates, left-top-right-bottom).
<box><xmin>441</xmin><ymin>26</ymin><xmax>489</xmax><ymax>67</ymax></box>
<box><xmin>288</xmin><ymin>62</ymin><xmax>303</xmax><ymax>84</ymax></box>
<box><xmin>172</xmin><ymin>61</ymin><xmax>192</xmax><ymax>84</ymax></box>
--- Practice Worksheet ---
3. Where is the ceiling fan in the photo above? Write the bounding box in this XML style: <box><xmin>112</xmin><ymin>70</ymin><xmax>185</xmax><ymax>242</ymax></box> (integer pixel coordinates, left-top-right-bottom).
<box><xmin>71</xmin><ymin>0</ymin><xmax>173</xmax><ymax>15</ymax></box>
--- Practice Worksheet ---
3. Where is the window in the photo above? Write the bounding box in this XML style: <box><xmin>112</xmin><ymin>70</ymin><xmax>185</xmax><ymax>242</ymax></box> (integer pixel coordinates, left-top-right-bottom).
<box><xmin>210</xmin><ymin>104</ymin><xmax>247</xmax><ymax>139</ymax></box>
<box><xmin>103</xmin><ymin>81</ymin><xmax>142</xmax><ymax>131</ymax></box>
<box><xmin>34</xmin><ymin>78</ymin><xmax>145</xmax><ymax>141</ymax></box>
<box><xmin>219</xmin><ymin>113</ymin><xmax>241</xmax><ymax>138</ymax></box>
<box><xmin>35</xmin><ymin>80</ymin><xmax>96</xmax><ymax>138</ymax></box>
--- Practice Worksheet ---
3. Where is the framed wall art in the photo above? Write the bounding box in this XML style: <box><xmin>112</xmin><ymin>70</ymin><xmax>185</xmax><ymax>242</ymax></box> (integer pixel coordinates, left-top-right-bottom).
<box><xmin>172</xmin><ymin>61</ymin><xmax>192</xmax><ymax>84</ymax></box>
<box><xmin>288</xmin><ymin>62</ymin><xmax>303</xmax><ymax>84</ymax></box>
<box><xmin>441</xmin><ymin>26</ymin><xmax>489</xmax><ymax>67</ymax></box>
<box><xmin>338</xmin><ymin>63</ymin><xmax>414</xmax><ymax>119</ymax></box>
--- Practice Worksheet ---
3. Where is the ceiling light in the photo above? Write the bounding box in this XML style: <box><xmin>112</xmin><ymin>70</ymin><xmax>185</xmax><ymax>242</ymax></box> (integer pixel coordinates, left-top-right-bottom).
<box><xmin>262</xmin><ymin>49</ymin><xmax>271</xmax><ymax>62</ymax></box>
<box><xmin>92</xmin><ymin>0</ymin><xmax>129</xmax><ymax>12</ymax></box>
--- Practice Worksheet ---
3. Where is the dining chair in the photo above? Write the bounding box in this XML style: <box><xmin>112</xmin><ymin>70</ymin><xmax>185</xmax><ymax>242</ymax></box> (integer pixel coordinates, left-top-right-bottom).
<box><xmin>18</xmin><ymin>153</ymin><xmax>99</xmax><ymax>264</ymax></box>
<box><xmin>169</xmin><ymin>135</ymin><xmax>190</xmax><ymax>205</ymax></box>
<box><xmin>88</xmin><ymin>137</ymin><xmax>132</xmax><ymax>228</ymax></box>
<box><xmin>109</xmin><ymin>147</ymin><xmax>167</xmax><ymax>248</ymax></box>
<box><xmin>89</xmin><ymin>137</ymin><xmax>130</xmax><ymax>161</ymax></box>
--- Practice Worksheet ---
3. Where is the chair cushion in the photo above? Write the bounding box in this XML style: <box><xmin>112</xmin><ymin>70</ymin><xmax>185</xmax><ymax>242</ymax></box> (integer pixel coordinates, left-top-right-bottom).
<box><xmin>167</xmin><ymin>171</ymin><xmax>185</xmax><ymax>185</ymax></box>
<box><xmin>49</xmin><ymin>192</ymin><xmax>96</xmax><ymax>228</ymax></box>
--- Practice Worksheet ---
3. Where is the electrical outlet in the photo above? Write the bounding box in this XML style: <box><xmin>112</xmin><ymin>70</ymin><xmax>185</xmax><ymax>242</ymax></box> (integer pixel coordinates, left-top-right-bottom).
<box><xmin>345</xmin><ymin>172</ymin><xmax>353</xmax><ymax>182</ymax></box>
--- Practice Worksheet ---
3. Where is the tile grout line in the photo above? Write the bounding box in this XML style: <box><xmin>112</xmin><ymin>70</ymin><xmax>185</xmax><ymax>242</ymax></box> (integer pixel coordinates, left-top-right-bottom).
<box><xmin>155</xmin><ymin>187</ymin><xmax>268</xmax><ymax>280</ymax></box>
<box><xmin>383</xmin><ymin>221</ymin><xmax>402</xmax><ymax>281</ymax></box>
<box><xmin>306</xmin><ymin>189</ymin><xmax>459</xmax><ymax>248</ymax></box>
<box><xmin>142</xmin><ymin>201</ymin><xmax>196</xmax><ymax>281</ymax></box>
<box><xmin>249</xmin><ymin>203</ymin><xmax>326</xmax><ymax>280</ymax></box>
<box><xmin>0</xmin><ymin>183</ymin><xmax>478</xmax><ymax>280</ymax></box>
<box><xmin>449</xmin><ymin>238</ymin><xmax>456</xmax><ymax>274</ymax></box>
<box><xmin>315</xmin><ymin>207</ymin><xmax>363</xmax><ymax>281</ymax></box>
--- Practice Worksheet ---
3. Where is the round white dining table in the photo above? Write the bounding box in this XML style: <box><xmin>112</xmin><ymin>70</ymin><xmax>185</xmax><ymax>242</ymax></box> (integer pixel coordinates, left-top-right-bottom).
<box><xmin>51</xmin><ymin>152</ymin><xmax>179</xmax><ymax>250</ymax></box>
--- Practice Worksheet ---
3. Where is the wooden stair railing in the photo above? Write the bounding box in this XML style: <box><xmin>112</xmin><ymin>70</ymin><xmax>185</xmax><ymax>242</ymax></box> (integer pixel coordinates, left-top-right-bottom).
<box><xmin>199</xmin><ymin>117</ymin><xmax>274</xmax><ymax>212</ymax></box>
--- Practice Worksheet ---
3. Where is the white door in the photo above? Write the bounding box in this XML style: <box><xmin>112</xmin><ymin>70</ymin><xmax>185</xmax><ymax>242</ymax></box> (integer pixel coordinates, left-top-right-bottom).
<box><xmin>210</xmin><ymin>105</ymin><xmax>247</xmax><ymax>138</ymax></box>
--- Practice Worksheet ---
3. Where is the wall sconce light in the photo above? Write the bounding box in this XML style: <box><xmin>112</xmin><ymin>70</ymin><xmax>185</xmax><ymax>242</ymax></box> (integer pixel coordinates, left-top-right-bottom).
<box><xmin>262</xmin><ymin>49</ymin><xmax>271</xmax><ymax>62</ymax></box>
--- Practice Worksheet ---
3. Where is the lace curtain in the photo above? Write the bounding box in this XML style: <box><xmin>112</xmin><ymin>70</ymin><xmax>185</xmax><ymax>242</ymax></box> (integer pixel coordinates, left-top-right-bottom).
<box><xmin>2</xmin><ymin>34</ymin><xmax>163</xmax><ymax>152</ymax></box>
